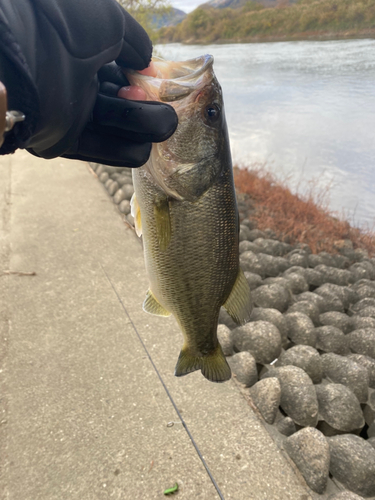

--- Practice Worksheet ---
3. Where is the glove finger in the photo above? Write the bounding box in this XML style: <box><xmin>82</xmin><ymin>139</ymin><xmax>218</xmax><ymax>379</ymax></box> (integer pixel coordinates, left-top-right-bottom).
<box><xmin>87</xmin><ymin>123</ymin><xmax>161</xmax><ymax>145</ymax></box>
<box><xmin>93</xmin><ymin>95</ymin><xmax>178</xmax><ymax>143</ymax></box>
<box><xmin>116</xmin><ymin>10</ymin><xmax>152</xmax><ymax>70</ymax></box>
<box><xmin>61</xmin><ymin>152</ymin><xmax>147</xmax><ymax>168</ymax></box>
<box><xmin>64</xmin><ymin>128</ymin><xmax>152</xmax><ymax>168</ymax></box>
<box><xmin>99</xmin><ymin>83</ymin><xmax>146</xmax><ymax>100</ymax></box>
<box><xmin>98</xmin><ymin>62</ymin><xmax>129</xmax><ymax>86</ymax></box>
<box><xmin>117</xmin><ymin>86</ymin><xmax>147</xmax><ymax>101</ymax></box>
<box><xmin>99</xmin><ymin>82</ymin><xmax>122</xmax><ymax>98</ymax></box>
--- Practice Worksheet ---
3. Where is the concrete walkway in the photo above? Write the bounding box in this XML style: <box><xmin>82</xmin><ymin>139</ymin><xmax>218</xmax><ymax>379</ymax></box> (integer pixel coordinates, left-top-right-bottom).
<box><xmin>0</xmin><ymin>151</ymin><xmax>313</xmax><ymax>500</ymax></box>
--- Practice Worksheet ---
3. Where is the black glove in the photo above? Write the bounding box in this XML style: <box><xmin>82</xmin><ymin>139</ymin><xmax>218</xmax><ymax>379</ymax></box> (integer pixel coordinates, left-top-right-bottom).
<box><xmin>0</xmin><ymin>0</ymin><xmax>177</xmax><ymax>167</ymax></box>
<box><xmin>62</xmin><ymin>62</ymin><xmax>177</xmax><ymax>167</ymax></box>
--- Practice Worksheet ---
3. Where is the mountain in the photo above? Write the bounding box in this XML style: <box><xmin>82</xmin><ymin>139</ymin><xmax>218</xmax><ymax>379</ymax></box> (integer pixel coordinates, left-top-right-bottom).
<box><xmin>201</xmin><ymin>0</ymin><xmax>280</xmax><ymax>9</ymax></box>
<box><xmin>204</xmin><ymin>0</ymin><xmax>248</xmax><ymax>8</ymax></box>
<box><xmin>167</xmin><ymin>7</ymin><xmax>187</xmax><ymax>25</ymax></box>
<box><xmin>153</xmin><ymin>7</ymin><xmax>187</xmax><ymax>28</ymax></box>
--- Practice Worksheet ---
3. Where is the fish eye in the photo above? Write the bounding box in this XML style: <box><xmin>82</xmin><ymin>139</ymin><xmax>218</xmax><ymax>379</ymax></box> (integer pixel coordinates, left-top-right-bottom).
<box><xmin>204</xmin><ymin>103</ymin><xmax>221</xmax><ymax>124</ymax></box>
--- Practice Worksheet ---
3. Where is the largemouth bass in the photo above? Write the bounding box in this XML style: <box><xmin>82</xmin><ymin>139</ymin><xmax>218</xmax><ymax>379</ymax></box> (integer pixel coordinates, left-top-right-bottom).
<box><xmin>127</xmin><ymin>55</ymin><xmax>252</xmax><ymax>382</ymax></box>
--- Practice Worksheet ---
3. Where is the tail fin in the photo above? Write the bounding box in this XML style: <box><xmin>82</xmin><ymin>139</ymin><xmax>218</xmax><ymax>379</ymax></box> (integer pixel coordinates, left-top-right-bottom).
<box><xmin>174</xmin><ymin>343</ymin><xmax>231</xmax><ymax>383</ymax></box>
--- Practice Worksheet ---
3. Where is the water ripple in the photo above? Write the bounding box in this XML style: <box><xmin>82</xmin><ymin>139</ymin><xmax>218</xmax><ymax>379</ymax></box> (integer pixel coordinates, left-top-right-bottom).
<box><xmin>158</xmin><ymin>40</ymin><xmax>375</xmax><ymax>227</ymax></box>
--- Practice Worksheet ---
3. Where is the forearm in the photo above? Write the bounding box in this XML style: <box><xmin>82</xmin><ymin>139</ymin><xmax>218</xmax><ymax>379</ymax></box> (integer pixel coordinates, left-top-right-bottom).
<box><xmin>0</xmin><ymin>3</ymin><xmax>39</xmax><ymax>153</ymax></box>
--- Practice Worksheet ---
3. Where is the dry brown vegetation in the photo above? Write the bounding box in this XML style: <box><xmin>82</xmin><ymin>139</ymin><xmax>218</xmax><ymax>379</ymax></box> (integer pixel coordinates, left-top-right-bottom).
<box><xmin>234</xmin><ymin>166</ymin><xmax>375</xmax><ymax>256</ymax></box>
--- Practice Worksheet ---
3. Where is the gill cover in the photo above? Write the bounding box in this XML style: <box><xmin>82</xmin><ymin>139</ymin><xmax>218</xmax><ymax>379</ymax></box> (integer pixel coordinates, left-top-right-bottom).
<box><xmin>127</xmin><ymin>55</ymin><xmax>228</xmax><ymax>202</ymax></box>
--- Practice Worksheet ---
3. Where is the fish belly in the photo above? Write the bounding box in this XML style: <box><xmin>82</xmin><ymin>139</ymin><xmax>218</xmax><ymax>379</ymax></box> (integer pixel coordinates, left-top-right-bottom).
<box><xmin>133</xmin><ymin>165</ymin><xmax>239</xmax><ymax>357</ymax></box>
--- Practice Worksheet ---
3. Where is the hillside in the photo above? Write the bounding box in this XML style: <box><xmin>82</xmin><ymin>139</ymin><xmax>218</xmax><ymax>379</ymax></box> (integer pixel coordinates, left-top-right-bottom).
<box><xmin>204</xmin><ymin>0</ymin><xmax>252</xmax><ymax>8</ymax></box>
<box><xmin>153</xmin><ymin>7</ymin><xmax>187</xmax><ymax>28</ymax></box>
<box><xmin>203</xmin><ymin>0</ymin><xmax>280</xmax><ymax>9</ymax></box>
<box><xmin>157</xmin><ymin>0</ymin><xmax>375</xmax><ymax>43</ymax></box>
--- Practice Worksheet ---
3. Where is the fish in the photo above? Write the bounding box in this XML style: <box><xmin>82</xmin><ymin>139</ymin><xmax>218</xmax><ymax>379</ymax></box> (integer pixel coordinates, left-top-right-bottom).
<box><xmin>126</xmin><ymin>55</ymin><xmax>252</xmax><ymax>382</ymax></box>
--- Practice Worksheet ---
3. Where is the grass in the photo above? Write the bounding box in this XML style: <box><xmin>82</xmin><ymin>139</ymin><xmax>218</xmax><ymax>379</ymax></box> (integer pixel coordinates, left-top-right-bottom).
<box><xmin>233</xmin><ymin>165</ymin><xmax>375</xmax><ymax>256</ymax></box>
<box><xmin>157</xmin><ymin>0</ymin><xmax>375</xmax><ymax>44</ymax></box>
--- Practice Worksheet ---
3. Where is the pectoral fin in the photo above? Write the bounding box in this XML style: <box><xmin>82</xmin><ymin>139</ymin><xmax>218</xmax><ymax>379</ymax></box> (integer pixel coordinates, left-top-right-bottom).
<box><xmin>130</xmin><ymin>193</ymin><xmax>142</xmax><ymax>237</ymax></box>
<box><xmin>224</xmin><ymin>268</ymin><xmax>253</xmax><ymax>325</ymax></box>
<box><xmin>143</xmin><ymin>289</ymin><xmax>171</xmax><ymax>317</ymax></box>
<box><xmin>174</xmin><ymin>343</ymin><xmax>231</xmax><ymax>383</ymax></box>
<box><xmin>154</xmin><ymin>196</ymin><xmax>171</xmax><ymax>251</ymax></box>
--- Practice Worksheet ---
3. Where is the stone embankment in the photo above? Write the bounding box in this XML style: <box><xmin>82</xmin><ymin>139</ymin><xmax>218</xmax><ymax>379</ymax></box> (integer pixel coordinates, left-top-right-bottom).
<box><xmin>91</xmin><ymin>163</ymin><xmax>375</xmax><ymax>500</ymax></box>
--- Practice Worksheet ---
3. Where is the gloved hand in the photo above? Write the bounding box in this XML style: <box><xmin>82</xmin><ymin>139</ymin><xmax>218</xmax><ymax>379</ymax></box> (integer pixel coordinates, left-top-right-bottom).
<box><xmin>0</xmin><ymin>0</ymin><xmax>178</xmax><ymax>167</ymax></box>
<box><xmin>61</xmin><ymin>62</ymin><xmax>178</xmax><ymax>167</ymax></box>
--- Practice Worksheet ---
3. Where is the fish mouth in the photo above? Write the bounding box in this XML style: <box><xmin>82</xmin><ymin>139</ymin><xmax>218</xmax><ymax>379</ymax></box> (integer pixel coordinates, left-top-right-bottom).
<box><xmin>158</xmin><ymin>55</ymin><xmax>214</xmax><ymax>102</ymax></box>
<box><xmin>163</xmin><ymin>54</ymin><xmax>214</xmax><ymax>82</ymax></box>
<box><xmin>126</xmin><ymin>55</ymin><xmax>215</xmax><ymax>104</ymax></box>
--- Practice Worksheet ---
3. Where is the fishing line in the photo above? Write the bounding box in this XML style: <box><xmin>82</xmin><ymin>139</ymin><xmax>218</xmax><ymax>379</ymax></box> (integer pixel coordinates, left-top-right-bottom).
<box><xmin>100</xmin><ymin>264</ymin><xmax>226</xmax><ymax>500</ymax></box>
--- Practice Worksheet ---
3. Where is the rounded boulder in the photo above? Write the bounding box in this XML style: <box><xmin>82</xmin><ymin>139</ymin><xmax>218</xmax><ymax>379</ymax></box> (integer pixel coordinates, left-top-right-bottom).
<box><xmin>287</xmin><ymin>300</ymin><xmax>320</xmax><ymax>326</ymax></box>
<box><xmin>262</xmin><ymin>365</ymin><xmax>319</xmax><ymax>427</ymax></box>
<box><xmin>319</xmin><ymin>311</ymin><xmax>354</xmax><ymax>334</ymax></box>
<box><xmin>227</xmin><ymin>351</ymin><xmax>258</xmax><ymax>387</ymax></box>
<box><xmin>285</xmin><ymin>312</ymin><xmax>317</xmax><ymax>347</ymax></box>
<box><xmin>315</xmin><ymin>325</ymin><xmax>350</xmax><ymax>355</ymax></box>
<box><xmin>347</xmin><ymin>354</ymin><xmax>375</xmax><ymax>389</ymax></box>
<box><xmin>232</xmin><ymin>321</ymin><xmax>281</xmax><ymax>364</ymax></box>
<box><xmin>284</xmin><ymin>427</ymin><xmax>330</xmax><ymax>494</ymax></box>
<box><xmin>217</xmin><ymin>324</ymin><xmax>233</xmax><ymax>356</ymax></box>
<box><xmin>249</xmin><ymin>377</ymin><xmax>281</xmax><ymax>424</ymax></box>
<box><xmin>328</xmin><ymin>493</ymin><xmax>366</xmax><ymax>500</ymax></box>
<box><xmin>251</xmin><ymin>283</ymin><xmax>291</xmax><ymax>312</ymax></box>
<box><xmin>249</xmin><ymin>307</ymin><xmax>288</xmax><ymax>347</ymax></box>
<box><xmin>321</xmin><ymin>353</ymin><xmax>369</xmax><ymax>403</ymax></box>
<box><xmin>276</xmin><ymin>345</ymin><xmax>322</xmax><ymax>384</ymax></box>
<box><xmin>328</xmin><ymin>434</ymin><xmax>375</xmax><ymax>497</ymax></box>
<box><xmin>315</xmin><ymin>383</ymin><xmax>365</xmax><ymax>432</ymax></box>
<box><xmin>348</xmin><ymin>328</ymin><xmax>375</xmax><ymax>359</ymax></box>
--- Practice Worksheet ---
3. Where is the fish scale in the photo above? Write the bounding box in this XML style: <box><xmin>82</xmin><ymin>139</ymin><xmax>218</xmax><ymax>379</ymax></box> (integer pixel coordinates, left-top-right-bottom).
<box><xmin>128</xmin><ymin>55</ymin><xmax>253</xmax><ymax>382</ymax></box>
<box><xmin>134</xmin><ymin>164</ymin><xmax>237</xmax><ymax>333</ymax></box>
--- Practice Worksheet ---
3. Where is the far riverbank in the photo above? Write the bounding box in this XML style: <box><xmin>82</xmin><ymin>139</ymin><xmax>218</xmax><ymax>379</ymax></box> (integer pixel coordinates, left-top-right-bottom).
<box><xmin>180</xmin><ymin>29</ymin><xmax>375</xmax><ymax>45</ymax></box>
<box><xmin>158</xmin><ymin>0</ymin><xmax>375</xmax><ymax>45</ymax></box>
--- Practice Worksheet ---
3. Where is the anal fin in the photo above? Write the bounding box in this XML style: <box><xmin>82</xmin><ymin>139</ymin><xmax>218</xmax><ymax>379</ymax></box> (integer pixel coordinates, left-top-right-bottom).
<box><xmin>224</xmin><ymin>268</ymin><xmax>253</xmax><ymax>325</ymax></box>
<box><xmin>174</xmin><ymin>343</ymin><xmax>231</xmax><ymax>383</ymax></box>
<box><xmin>143</xmin><ymin>289</ymin><xmax>171</xmax><ymax>317</ymax></box>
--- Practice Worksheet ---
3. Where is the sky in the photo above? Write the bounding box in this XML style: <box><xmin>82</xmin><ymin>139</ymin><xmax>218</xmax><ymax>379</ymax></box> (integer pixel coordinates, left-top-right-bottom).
<box><xmin>170</xmin><ymin>0</ymin><xmax>204</xmax><ymax>13</ymax></box>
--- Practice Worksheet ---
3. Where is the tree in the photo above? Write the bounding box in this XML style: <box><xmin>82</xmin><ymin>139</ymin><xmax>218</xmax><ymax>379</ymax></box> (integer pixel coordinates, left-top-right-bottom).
<box><xmin>118</xmin><ymin>0</ymin><xmax>172</xmax><ymax>42</ymax></box>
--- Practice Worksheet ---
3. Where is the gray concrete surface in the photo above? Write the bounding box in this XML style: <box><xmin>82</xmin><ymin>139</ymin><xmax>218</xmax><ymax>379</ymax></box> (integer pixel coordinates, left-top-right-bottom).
<box><xmin>0</xmin><ymin>151</ymin><xmax>313</xmax><ymax>500</ymax></box>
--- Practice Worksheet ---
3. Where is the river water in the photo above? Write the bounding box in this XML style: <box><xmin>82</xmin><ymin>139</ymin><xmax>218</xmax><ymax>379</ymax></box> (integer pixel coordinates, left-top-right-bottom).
<box><xmin>157</xmin><ymin>40</ymin><xmax>375</xmax><ymax>228</ymax></box>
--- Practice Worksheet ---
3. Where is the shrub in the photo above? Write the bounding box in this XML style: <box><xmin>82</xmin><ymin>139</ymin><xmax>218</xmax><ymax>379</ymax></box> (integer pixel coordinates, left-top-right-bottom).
<box><xmin>234</xmin><ymin>166</ymin><xmax>375</xmax><ymax>255</ymax></box>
